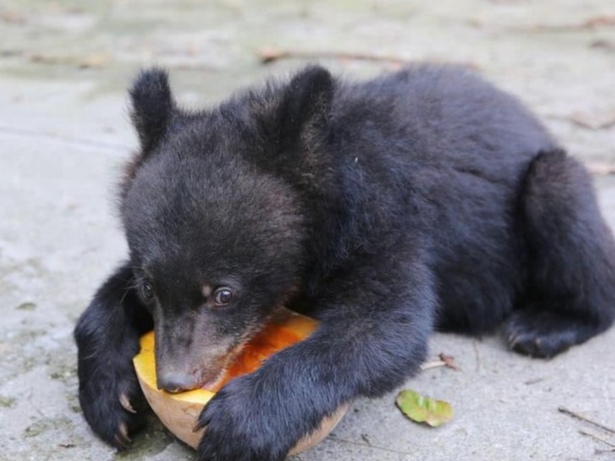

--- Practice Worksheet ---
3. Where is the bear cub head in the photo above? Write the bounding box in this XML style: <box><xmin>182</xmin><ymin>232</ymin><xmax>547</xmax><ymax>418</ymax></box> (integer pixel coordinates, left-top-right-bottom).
<box><xmin>120</xmin><ymin>67</ymin><xmax>334</xmax><ymax>392</ymax></box>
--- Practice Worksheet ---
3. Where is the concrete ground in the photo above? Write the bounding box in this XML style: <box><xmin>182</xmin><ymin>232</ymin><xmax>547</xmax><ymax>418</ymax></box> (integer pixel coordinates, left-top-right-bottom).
<box><xmin>1</xmin><ymin>1</ymin><xmax>615</xmax><ymax>460</ymax></box>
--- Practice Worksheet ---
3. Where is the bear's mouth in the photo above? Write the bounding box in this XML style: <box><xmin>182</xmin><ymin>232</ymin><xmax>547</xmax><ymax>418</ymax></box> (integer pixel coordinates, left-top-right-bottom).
<box><xmin>197</xmin><ymin>368</ymin><xmax>227</xmax><ymax>391</ymax></box>
<box><xmin>193</xmin><ymin>314</ymin><xmax>274</xmax><ymax>391</ymax></box>
<box><xmin>197</xmin><ymin>339</ymin><xmax>249</xmax><ymax>391</ymax></box>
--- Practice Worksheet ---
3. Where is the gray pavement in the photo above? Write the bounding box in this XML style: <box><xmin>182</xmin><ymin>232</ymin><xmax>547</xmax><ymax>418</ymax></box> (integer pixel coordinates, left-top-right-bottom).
<box><xmin>1</xmin><ymin>1</ymin><xmax>615</xmax><ymax>460</ymax></box>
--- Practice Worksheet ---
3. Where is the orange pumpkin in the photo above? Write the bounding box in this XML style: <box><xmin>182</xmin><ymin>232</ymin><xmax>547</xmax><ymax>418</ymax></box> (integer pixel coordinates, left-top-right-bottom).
<box><xmin>132</xmin><ymin>309</ymin><xmax>348</xmax><ymax>455</ymax></box>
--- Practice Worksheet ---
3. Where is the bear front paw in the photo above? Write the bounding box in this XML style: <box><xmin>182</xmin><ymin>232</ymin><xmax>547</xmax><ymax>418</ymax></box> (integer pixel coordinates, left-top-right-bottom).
<box><xmin>78</xmin><ymin>365</ymin><xmax>148</xmax><ymax>449</ymax></box>
<box><xmin>196</xmin><ymin>375</ymin><xmax>295</xmax><ymax>461</ymax></box>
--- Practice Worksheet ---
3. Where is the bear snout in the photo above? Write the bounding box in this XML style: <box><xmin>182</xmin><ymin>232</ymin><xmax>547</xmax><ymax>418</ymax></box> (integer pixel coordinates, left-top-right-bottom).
<box><xmin>157</xmin><ymin>371</ymin><xmax>200</xmax><ymax>393</ymax></box>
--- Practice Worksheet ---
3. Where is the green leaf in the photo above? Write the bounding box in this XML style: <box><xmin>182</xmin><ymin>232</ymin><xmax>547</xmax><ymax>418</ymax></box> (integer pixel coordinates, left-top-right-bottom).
<box><xmin>396</xmin><ymin>389</ymin><xmax>453</xmax><ymax>427</ymax></box>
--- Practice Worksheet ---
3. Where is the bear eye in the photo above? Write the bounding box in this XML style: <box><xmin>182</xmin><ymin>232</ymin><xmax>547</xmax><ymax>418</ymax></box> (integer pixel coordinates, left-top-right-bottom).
<box><xmin>141</xmin><ymin>282</ymin><xmax>154</xmax><ymax>300</ymax></box>
<box><xmin>213</xmin><ymin>287</ymin><xmax>234</xmax><ymax>306</ymax></box>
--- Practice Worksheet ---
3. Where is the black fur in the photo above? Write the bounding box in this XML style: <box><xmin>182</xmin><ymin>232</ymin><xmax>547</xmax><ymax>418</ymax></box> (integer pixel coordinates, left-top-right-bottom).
<box><xmin>129</xmin><ymin>68</ymin><xmax>174</xmax><ymax>152</ymax></box>
<box><xmin>74</xmin><ymin>264</ymin><xmax>153</xmax><ymax>447</ymax></box>
<box><xmin>74</xmin><ymin>64</ymin><xmax>615</xmax><ymax>460</ymax></box>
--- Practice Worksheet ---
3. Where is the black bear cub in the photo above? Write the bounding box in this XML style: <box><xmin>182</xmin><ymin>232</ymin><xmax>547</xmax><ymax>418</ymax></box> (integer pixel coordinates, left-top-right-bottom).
<box><xmin>75</xmin><ymin>64</ymin><xmax>615</xmax><ymax>460</ymax></box>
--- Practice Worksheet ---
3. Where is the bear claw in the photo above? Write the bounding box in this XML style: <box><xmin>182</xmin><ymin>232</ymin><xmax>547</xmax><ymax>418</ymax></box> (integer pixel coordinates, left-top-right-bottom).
<box><xmin>120</xmin><ymin>393</ymin><xmax>137</xmax><ymax>414</ymax></box>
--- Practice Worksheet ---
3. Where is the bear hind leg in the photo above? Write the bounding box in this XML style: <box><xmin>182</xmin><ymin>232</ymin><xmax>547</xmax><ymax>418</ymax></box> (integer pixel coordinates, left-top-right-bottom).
<box><xmin>506</xmin><ymin>149</ymin><xmax>615</xmax><ymax>358</ymax></box>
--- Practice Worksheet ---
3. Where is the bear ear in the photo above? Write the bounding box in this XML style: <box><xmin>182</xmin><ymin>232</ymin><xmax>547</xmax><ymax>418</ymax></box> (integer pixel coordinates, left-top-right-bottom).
<box><xmin>129</xmin><ymin>68</ymin><xmax>175</xmax><ymax>152</ymax></box>
<box><xmin>278</xmin><ymin>65</ymin><xmax>334</xmax><ymax>149</ymax></box>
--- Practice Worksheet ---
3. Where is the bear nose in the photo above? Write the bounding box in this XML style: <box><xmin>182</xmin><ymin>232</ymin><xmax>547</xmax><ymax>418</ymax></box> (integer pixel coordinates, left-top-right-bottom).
<box><xmin>157</xmin><ymin>372</ymin><xmax>198</xmax><ymax>393</ymax></box>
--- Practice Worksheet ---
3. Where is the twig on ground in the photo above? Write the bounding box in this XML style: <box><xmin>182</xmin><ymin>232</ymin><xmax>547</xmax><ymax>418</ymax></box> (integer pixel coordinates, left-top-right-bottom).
<box><xmin>475</xmin><ymin>15</ymin><xmax>615</xmax><ymax>32</ymax></box>
<box><xmin>258</xmin><ymin>47</ymin><xmax>412</xmax><ymax>65</ymax></box>
<box><xmin>472</xmin><ymin>339</ymin><xmax>481</xmax><ymax>373</ymax></box>
<box><xmin>578</xmin><ymin>430</ymin><xmax>615</xmax><ymax>449</ymax></box>
<box><xmin>558</xmin><ymin>407</ymin><xmax>615</xmax><ymax>435</ymax></box>
<box><xmin>420</xmin><ymin>360</ymin><xmax>446</xmax><ymax>370</ymax></box>
<box><xmin>328</xmin><ymin>435</ymin><xmax>414</xmax><ymax>455</ymax></box>
<box><xmin>524</xmin><ymin>377</ymin><xmax>545</xmax><ymax>385</ymax></box>
<box><xmin>420</xmin><ymin>353</ymin><xmax>459</xmax><ymax>371</ymax></box>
